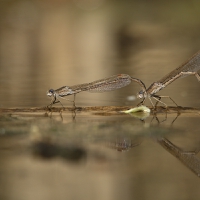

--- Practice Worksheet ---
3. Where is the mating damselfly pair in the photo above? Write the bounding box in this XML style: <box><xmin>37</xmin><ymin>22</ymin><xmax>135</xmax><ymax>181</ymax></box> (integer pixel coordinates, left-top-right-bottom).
<box><xmin>47</xmin><ymin>50</ymin><xmax>200</xmax><ymax>108</ymax></box>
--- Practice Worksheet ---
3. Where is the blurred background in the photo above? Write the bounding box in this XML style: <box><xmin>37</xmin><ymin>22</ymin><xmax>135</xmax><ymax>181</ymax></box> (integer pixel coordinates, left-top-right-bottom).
<box><xmin>1</xmin><ymin>0</ymin><xmax>200</xmax><ymax>107</ymax></box>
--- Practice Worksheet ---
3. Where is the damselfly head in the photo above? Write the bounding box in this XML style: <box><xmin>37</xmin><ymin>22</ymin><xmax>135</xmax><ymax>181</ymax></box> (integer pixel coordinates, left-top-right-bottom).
<box><xmin>47</xmin><ymin>89</ymin><xmax>55</xmax><ymax>97</ymax></box>
<box><xmin>136</xmin><ymin>90</ymin><xmax>146</xmax><ymax>99</ymax></box>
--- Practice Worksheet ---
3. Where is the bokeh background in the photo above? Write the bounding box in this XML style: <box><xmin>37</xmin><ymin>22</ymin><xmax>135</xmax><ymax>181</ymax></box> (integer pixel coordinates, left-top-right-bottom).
<box><xmin>1</xmin><ymin>0</ymin><xmax>200</xmax><ymax>107</ymax></box>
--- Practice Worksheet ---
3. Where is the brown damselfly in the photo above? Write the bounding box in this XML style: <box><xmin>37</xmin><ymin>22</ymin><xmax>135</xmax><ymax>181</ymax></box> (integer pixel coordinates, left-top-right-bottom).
<box><xmin>137</xmin><ymin>51</ymin><xmax>200</xmax><ymax>107</ymax></box>
<box><xmin>47</xmin><ymin>74</ymin><xmax>146</xmax><ymax>108</ymax></box>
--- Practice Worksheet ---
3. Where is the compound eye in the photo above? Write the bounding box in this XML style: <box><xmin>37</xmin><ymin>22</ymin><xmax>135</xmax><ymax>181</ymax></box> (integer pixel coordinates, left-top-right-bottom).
<box><xmin>49</xmin><ymin>89</ymin><xmax>54</xmax><ymax>93</ymax></box>
<box><xmin>47</xmin><ymin>89</ymin><xmax>55</xmax><ymax>97</ymax></box>
<box><xmin>138</xmin><ymin>91</ymin><xmax>144</xmax><ymax>99</ymax></box>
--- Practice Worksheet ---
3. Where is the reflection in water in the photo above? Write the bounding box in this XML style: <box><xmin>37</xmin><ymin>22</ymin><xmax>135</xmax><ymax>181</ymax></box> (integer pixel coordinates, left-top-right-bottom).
<box><xmin>1</xmin><ymin>108</ymin><xmax>200</xmax><ymax>199</ymax></box>
<box><xmin>0</xmin><ymin>105</ymin><xmax>199</xmax><ymax>125</ymax></box>
<box><xmin>106</xmin><ymin>138</ymin><xmax>140</xmax><ymax>152</ymax></box>
<box><xmin>158</xmin><ymin>138</ymin><xmax>200</xmax><ymax>177</ymax></box>
<box><xmin>150</xmin><ymin>108</ymin><xmax>180</xmax><ymax>124</ymax></box>
<box><xmin>32</xmin><ymin>138</ymin><xmax>87</xmax><ymax>162</ymax></box>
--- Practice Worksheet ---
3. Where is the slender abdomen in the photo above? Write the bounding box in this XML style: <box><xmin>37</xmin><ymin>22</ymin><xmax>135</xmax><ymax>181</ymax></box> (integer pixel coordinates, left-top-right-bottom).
<box><xmin>158</xmin><ymin>51</ymin><xmax>200</xmax><ymax>85</ymax></box>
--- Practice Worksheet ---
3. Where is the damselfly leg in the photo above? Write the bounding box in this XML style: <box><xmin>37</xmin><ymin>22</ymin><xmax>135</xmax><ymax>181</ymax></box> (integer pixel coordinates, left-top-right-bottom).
<box><xmin>47</xmin><ymin>98</ymin><xmax>64</xmax><ymax>109</ymax></box>
<box><xmin>152</xmin><ymin>95</ymin><xmax>178</xmax><ymax>108</ymax></box>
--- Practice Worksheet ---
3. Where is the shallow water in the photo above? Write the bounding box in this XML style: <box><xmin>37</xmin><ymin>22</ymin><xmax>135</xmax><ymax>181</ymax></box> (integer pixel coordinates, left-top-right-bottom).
<box><xmin>0</xmin><ymin>107</ymin><xmax>200</xmax><ymax>200</ymax></box>
<box><xmin>1</xmin><ymin>0</ymin><xmax>200</xmax><ymax>199</ymax></box>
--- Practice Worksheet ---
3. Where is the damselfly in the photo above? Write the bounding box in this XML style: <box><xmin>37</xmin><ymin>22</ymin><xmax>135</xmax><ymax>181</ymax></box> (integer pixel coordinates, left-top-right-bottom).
<box><xmin>137</xmin><ymin>51</ymin><xmax>200</xmax><ymax>107</ymax></box>
<box><xmin>47</xmin><ymin>74</ymin><xmax>146</xmax><ymax>107</ymax></box>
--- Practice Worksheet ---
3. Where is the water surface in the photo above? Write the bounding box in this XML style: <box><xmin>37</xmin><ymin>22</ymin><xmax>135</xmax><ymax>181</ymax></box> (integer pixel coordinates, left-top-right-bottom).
<box><xmin>0</xmin><ymin>107</ymin><xmax>200</xmax><ymax>200</ymax></box>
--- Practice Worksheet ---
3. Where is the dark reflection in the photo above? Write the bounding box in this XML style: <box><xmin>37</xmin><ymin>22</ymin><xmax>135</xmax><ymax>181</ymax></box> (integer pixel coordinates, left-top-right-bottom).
<box><xmin>47</xmin><ymin>105</ymin><xmax>80</xmax><ymax>122</ymax></box>
<box><xmin>150</xmin><ymin>108</ymin><xmax>180</xmax><ymax>124</ymax></box>
<box><xmin>32</xmin><ymin>138</ymin><xmax>87</xmax><ymax>162</ymax></box>
<box><xmin>106</xmin><ymin>138</ymin><xmax>140</xmax><ymax>152</ymax></box>
<box><xmin>158</xmin><ymin>137</ymin><xmax>200</xmax><ymax>177</ymax></box>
